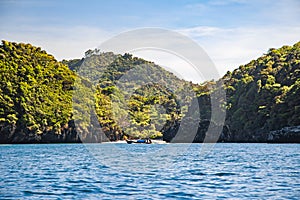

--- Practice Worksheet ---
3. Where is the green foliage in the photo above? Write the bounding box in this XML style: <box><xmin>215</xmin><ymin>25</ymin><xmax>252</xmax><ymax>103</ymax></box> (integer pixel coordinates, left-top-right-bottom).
<box><xmin>224</xmin><ymin>41</ymin><xmax>300</xmax><ymax>138</ymax></box>
<box><xmin>0</xmin><ymin>40</ymin><xmax>76</xmax><ymax>139</ymax></box>
<box><xmin>1</xmin><ymin>40</ymin><xmax>299</xmax><ymax>143</ymax></box>
<box><xmin>82</xmin><ymin>52</ymin><xmax>189</xmax><ymax>140</ymax></box>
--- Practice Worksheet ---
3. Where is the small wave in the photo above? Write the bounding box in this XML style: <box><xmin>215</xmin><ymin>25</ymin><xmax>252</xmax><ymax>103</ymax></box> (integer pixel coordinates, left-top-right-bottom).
<box><xmin>187</xmin><ymin>169</ymin><xmax>207</xmax><ymax>176</ymax></box>
<box><xmin>163</xmin><ymin>191</ymin><xmax>196</xmax><ymax>199</ymax></box>
<box><xmin>23</xmin><ymin>190</ymin><xmax>56</xmax><ymax>196</ymax></box>
<box><xmin>67</xmin><ymin>179</ymin><xmax>91</xmax><ymax>184</ymax></box>
<box><xmin>245</xmin><ymin>165</ymin><xmax>259</xmax><ymax>169</ymax></box>
<box><xmin>213</xmin><ymin>172</ymin><xmax>237</xmax><ymax>176</ymax></box>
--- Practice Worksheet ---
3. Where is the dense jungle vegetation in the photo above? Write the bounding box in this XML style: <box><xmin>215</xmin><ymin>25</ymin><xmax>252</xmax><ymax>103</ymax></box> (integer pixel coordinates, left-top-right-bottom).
<box><xmin>0</xmin><ymin>40</ymin><xmax>299</xmax><ymax>143</ymax></box>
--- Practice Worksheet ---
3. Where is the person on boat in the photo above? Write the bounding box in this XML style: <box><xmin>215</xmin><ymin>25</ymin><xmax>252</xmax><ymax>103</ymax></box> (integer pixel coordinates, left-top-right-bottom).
<box><xmin>146</xmin><ymin>138</ymin><xmax>152</xmax><ymax>144</ymax></box>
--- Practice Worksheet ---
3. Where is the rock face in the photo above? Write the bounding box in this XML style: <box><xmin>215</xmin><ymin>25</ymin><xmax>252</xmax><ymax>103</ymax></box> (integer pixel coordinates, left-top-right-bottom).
<box><xmin>167</xmin><ymin>125</ymin><xmax>300</xmax><ymax>143</ymax></box>
<box><xmin>0</xmin><ymin>120</ymin><xmax>109</xmax><ymax>144</ymax></box>
<box><xmin>267</xmin><ymin>126</ymin><xmax>300</xmax><ymax>143</ymax></box>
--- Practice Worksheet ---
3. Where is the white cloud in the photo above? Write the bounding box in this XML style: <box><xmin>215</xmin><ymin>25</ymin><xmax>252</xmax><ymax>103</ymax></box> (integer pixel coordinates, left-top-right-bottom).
<box><xmin>179</xmin><ymin>26</ymin><xmax>300</xmax><ymax>76</ymax></box>
<box><xmin>179</xmin><ymin>26</ymin><xmax>223</xmax><ymax>37</ymax></box>
<box><xmin>131</xmin><ymin>49</ymin><xmax>204</xmax><ymax>83</ymax></box>
<box><xmin>1</xmin><ymin>24</ymin><xmax>299</xmax><ymax>83</ymax></box>
<box><xmin>0</xmin><ymin>25</ymin><xmax>111</xmax><ymax>60</ymax></box>
<box><xmin>207</xmin><ymin>0</ymin><xmax>247</xmax><ymax>6</ymax></box>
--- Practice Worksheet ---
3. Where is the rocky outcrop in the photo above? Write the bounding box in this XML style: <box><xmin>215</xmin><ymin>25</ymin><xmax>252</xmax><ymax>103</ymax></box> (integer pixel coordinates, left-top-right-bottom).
<box><xmin>0</xmin><ymin>119</ymin><xmax>109</xmax><ymax>144</ymax></box>
<box><xmin>267</xmin><ymin>125</ymin><xmax>300</xmax><ymax>143</ymax></box>
<box><xmin>164</xmin><ymin>123</ymin><xmax>300</xmax><ymax>143</ymax></box>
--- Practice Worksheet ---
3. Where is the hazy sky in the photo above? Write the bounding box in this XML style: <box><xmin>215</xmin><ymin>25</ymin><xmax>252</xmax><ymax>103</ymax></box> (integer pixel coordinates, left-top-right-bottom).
<box><xmin>1</xmin><ymin>0</ymin><xmax>299</xmax><ymax>82</ymax></box>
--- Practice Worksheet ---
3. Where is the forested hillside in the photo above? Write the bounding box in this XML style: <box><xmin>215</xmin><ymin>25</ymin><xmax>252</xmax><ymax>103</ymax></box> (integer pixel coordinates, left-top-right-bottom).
<box><xmin>0</xmin><ymin>40</ymin><xmax>299</xmax><ymax>143</ymax></box>
<box><xmin>222</xmin><ymin>42</ymin><xmax>300</xmax><ymax>142</ymax></box>
<box><xmin>0</xmin><ymin>41</ymin><xmax>102</xmax><ymax>143</ymax></box>
<box><xmin>0</xmin><ymin>41</ymin><xmax>78</xmax><ymax>143</ymax></box>
<box><xmin>68</xmin><ymin>51</ymin><xmax>193</xmax><ymax>141</ymax></box>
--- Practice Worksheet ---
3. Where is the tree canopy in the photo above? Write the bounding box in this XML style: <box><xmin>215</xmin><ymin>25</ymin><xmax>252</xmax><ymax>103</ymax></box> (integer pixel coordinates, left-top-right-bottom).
<box><xmin>0</xmin><ymin>40</ymin><xmax>299</xmax><ymax>143</ymax></box>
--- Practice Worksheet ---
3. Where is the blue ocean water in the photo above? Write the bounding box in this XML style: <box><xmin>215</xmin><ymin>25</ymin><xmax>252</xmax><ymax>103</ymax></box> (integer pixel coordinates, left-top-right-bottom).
<box><xmin>0</xmin><ymin>143</ymin><xmax>299</xmax><ymax>199</ymax></box>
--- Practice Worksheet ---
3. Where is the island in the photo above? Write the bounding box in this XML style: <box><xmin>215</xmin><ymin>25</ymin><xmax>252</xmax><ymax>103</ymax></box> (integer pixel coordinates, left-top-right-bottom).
<box><xmin>0</xmin><ymin>40</ymin><xmax>299</xmax><ymax>143</ymax></box>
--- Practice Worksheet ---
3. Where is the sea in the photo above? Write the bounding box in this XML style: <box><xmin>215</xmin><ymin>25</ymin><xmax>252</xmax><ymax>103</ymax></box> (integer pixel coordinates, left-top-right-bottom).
<box><xmin>0</xmin><ymin>143</ymin><xmax>299</xmax><ymax>199</ymax></box>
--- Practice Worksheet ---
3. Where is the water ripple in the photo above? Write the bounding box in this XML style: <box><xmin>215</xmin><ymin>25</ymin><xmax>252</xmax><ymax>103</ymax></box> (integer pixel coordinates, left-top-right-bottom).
<box><xmin>0</xmin><ymin>143</ymin><xmax>299</xmax><ymax>199</ymax></box>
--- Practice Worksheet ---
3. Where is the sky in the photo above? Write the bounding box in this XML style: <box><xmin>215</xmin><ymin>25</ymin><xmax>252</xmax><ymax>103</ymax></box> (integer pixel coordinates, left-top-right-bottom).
<box><xmin>1</xmin><ymin>0</ymin><xmax>300</xmax><ymax>82</ymax></box>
